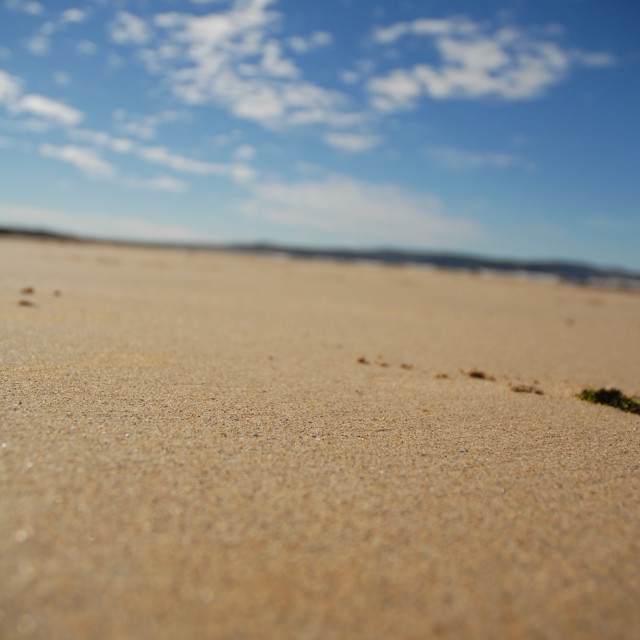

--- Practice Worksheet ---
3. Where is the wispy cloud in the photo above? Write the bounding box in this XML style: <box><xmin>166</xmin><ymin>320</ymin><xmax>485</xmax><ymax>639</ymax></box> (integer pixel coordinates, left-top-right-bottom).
<box><xmin>112</xmin><ymin>108</ymin><xmax>188</xmax><ymax>140</ymax></box>
<box><xmin>372</xmin><ymin>18</ymin><xmax>469</xmax><ymax>45</ymax></box>
<box><xmin>241</xmin><ymin>176</ymin><xmax>480</xmax><ymax>246</ymax></box>
<box><xmin>4</xmin><ymin>0</ymin><xmax>42</xmax><ymax>16</ymax></box>
<box><xmin>67</xmin><ymin>126</ymin><xmax>256</xmax><ymax>183</ymax></box>
<box><xmin>22</xmin><ymin>7</ymin><xmax>90</xmax><ymax>56</ymax></box>
<box><xmin>68</xmin><ymin>128</ymin><xmax>135</xmax><ymax>153</ymax></box>
<box><xmin>0</xmin><ymin>69</ymin><xmax>84</xmax><ymax>126</ymax></box>
<box><xmin>15</xmin><ymin>94</ymin><xmax>83</xmax><ymax>126</ymax></box>
<box><xmin>124</xmin><ymin>175</ymin><xmax>189</xmax><ymax>194</ymax></box>
<box><xmin>108</xmin><ymin>11</ymin><xmax>152</xmax><ymax>45</ymax></box>
<box><xmin>39</xmin><ymin>143</ymin><xmax>116</xmax><ymax>178</ymax></box>
<box><xmin>368</xmin><ymin>16</ymin><xmax>616</xmax><ymax>110</ymax></box>
<box><xmin>427</xmin><ymin>145</ymin><xmax>533</xmax><ymax>171</ymax></box>
<box><xmin>136</xmin><ymin>145</ymin><xmax>255</xmax><ymax>183</ymax></box>
<box><xmin>287</xmin><ymin>31</ymin><xmax>332</xmax><ymax>53</ymax></box>
<box><xmin>324</xmin><ymin>132</ymin><xmax>381</xmax><ymax>152</ymax></box>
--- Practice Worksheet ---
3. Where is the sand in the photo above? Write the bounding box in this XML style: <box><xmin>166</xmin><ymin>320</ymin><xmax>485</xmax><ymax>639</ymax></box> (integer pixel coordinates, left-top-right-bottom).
<box><xmin>1</xmin><ymin>237</ymin><xmax>639</xmax><ymax>639</ymax></box>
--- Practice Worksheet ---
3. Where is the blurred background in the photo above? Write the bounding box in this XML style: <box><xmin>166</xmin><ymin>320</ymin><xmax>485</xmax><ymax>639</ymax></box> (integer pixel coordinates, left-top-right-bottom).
<box><xmin>0</xmin><ymin>0</ymin><xmax>638</xmax><ymax>269</ymax></box>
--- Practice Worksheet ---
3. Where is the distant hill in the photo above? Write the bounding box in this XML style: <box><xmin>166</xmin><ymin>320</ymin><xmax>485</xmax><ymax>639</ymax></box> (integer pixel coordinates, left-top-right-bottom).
<box><xmin>225</xmin><ymin>243</ymin><xmax>640</xmax><ymax>290</ymax></box>
<box><xmin>2</xmin><ymin>226</ymin><xmax>639</xmax><ymax>290</ymax></box>
<box><xmin>0</xmin><ymin>227</ymin><xmax>80</xmax><ymax>241</ymax></box>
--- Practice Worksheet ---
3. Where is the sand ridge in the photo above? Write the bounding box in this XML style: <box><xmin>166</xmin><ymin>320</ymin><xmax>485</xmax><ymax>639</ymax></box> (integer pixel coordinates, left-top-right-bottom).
<box><xmin>1</xmin><ymin>238</ymin><xmax>639</xmax><ymax>639</ymax></box>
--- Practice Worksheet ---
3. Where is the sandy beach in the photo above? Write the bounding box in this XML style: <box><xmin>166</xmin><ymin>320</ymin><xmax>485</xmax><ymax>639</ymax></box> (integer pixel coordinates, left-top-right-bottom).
<box><xmin>1</xmin><ymin>237</ymin><xmax>639</xmax><ymax>639</ymax></box>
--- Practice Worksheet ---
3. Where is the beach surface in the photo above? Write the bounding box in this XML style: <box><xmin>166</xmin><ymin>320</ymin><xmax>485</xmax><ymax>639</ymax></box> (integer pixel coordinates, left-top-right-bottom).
<box><xmin>1</xmin><ymin>237</ymin><xmax>639</xmax><ymax>639</ymax></box>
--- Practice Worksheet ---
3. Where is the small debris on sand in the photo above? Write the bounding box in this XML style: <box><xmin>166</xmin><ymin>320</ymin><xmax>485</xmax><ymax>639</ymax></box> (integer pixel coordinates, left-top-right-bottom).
<box><xmin>20</xmin><ymin>287</ymin><xmax>35</xmax><ymax>295</ymax></box>
<box><xmin>578</xmin><ymin>388</ymin><xmax>640</xmax><ymax>415</ymax></box>
<box><xmin>435</xmin><ymin>373</ymin><xmax>449</xmax><ymax>379</ymax></box>
<box><xmin>357</xmin><ymin>357</ymin><xmax>369</xmax><ymax>365</ymax></box>
<box><xmin>511</xmin><ymin>384</ymin><xmax>544</xmax><ymax>395</ymax></box>
<box><xmin>53</xmin><ymin>290</ymin><xmax>62</xmax><ymax>297</ymax></box>
<box><xmin>400</xmin><ymin>363</ymin><xmax>413</xmax><ymax>370</ymax></box>
<box><xmin>18</xmin><ymin>300</ymin><xmax>35</xmax><ymax>307</ymax></box>
<box><xmin>466</xmin><ymin>369</ymin><xmax>495</xmax><ymax>381</ymax></box>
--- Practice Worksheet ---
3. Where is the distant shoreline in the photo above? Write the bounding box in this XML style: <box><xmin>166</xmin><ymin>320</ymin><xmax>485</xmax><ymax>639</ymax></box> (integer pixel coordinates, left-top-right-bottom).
<box><xmin>2</xmin><ymin>225</ymin><xmax>639</xmax><ymax>291</ymax></box>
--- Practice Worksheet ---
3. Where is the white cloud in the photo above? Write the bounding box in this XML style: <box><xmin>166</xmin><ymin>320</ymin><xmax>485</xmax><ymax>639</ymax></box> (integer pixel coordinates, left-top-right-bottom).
<box><xmin>4</xmin><ymin>0</ymin><xmax>42</xmax><ymax>15</ymax></box>
<box><xmin>39</xmin><ymin>143</ymin><xmax>116</xmax><ymax>179</ymax></box>
<box><xmin>372</xmin><ymin>17</ymin><xmax>470</xmax><ymax>45</ymax></box>
<box><xmin>427</xmin><ymin>146</ymin><xmax>532</xmax><ymax>170</ymax></box>
<box><xmin>0</xmin><ymin>70</ymin><xmax>22</xmax><ymax>104</ymax></box>
<box><xmin>15</xmin><ymin>94</ymin><xmax>83</xmax><ymax>126</ymax></box>
<box><xmin>372</xmin><ymin>23</ymin><xmax>409</xmax><ymax>45</ymax></box>
<box><xmin>0</xmin><ymin>72</ymin><xmax>83</xmax><ymax>126</ymax></box>
<box><xmin>0</xmin><ymin>134</ymin><xmax>14</xmax><ymax>148</ymax></box>
<box><xmin>261</xmin><ymin>40</ymin><xmax>299</xmax><ymax>78</ymax></box>
<box><xmin>324</xmin><ymin>132</ymin><xmax>381</xmax><ymax>153</ymax></box>
<box><xmin>368</xmin><ymin>70</ymin><xmax>422</xmax><ymax>111</ymax></box>
<box><xmin>241</xmin><ymin>176</ymin><xmax>479</xmax><ymax>246</ymax></box>
<box><xmin>368</xmin><ymin>16</ymin><xmax>616</xmax><ymax>109</ymax></box>
<box><xmin>76</xmin><ymin>40</ymin><xmax>98</xmax><ymax>55</ymax></box>
<box><xmin>0</xmin><ymin>203</ymin><xmax>214</xmax><ymax>243</ymax></box>
<box><xmin>61</xmin><ymin>8</ymin><xmax>87</xmax><ymax>24</ymax></box>
<box><xmin>109</xmin><ymin>11</ymin><xmax>151</xmax><ymax>45</ymax></box>
<box><xmin>140</xmin><ymin>1</ymin><xmax>360</xmax><ymax>129</ymax></box>
<box><xmin>288</xmin><ymin>31</ymin><xmax>332</xmax><ymax>53</ymax></box>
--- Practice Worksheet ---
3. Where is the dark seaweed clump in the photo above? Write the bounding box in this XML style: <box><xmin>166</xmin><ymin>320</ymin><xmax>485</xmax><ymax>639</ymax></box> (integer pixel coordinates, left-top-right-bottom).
<box><xmin>578</xmin><ymin>388</ymin><xmax>640</xmax><ymax>415</ymax></box>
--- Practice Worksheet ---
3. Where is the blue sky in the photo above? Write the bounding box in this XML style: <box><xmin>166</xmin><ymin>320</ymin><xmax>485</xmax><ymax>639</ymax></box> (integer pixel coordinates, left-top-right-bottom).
<box><xmin>1</xmin><ymin>0</ymin><xmax>638</xmax><ymax>269</ymax></box>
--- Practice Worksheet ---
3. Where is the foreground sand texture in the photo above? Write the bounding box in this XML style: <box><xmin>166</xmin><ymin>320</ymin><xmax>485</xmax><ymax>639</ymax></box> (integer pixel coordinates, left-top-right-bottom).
<box><xmin>1</xmin><ymin>238</ymin><xmax>639</xmax><ymax>639</ymax></box>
